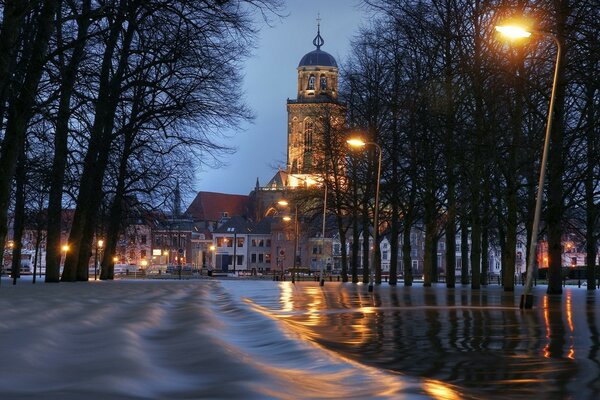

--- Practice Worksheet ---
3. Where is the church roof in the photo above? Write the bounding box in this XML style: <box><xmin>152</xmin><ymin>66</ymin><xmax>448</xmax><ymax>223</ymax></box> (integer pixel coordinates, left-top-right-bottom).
<box><xmin>185</xmin><ymin>191</ymin><xmax>249</xmax><ymax>221</ymax></box>
<box><xmin>298</xmin><ymin>49</ymin><xmax>337</xmax><ymax>68</ymax></box>
<box><xmin>298</xmin><ymin>23</ymin><xmax>337</xmax><ymax>68</ymax></box>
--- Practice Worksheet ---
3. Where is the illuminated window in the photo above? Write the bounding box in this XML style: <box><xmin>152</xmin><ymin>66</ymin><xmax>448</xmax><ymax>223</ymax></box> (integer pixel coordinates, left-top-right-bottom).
<box><xmin>304</xmin><ymin>120</ymin><xmax>313</xmax><ymax>151</ymax></box>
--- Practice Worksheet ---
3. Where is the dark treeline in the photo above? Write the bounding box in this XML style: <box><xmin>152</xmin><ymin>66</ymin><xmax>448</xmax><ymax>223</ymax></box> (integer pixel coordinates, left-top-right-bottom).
<box><xmin>329</xmin><ymin>0</ymin><xmax>599</xmax><ymax>294</ymax></box>
<box><xmin>0</xmin><ymin>0</ymin><xmax>283</xmax><ymax>282</ymax></box>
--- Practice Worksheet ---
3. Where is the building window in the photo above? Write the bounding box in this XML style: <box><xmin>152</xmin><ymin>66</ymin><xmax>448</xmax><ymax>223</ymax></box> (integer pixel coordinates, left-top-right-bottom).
<box><xmin>237</xmin><ymin>238</ymin><xmax>244</xmax><ymax>247</ymax></box>
<box><xmin>308</xmin><ymin>74</ymin><xmax>315</xmax><ymax>90</ymax></box>
<box><xmin>258</xmin><ymin>254</ymin><xmax>264</xmax><ymax>263</ymax></box>
<box><xmin>141</xmin><ymin>235</ymin><xmax>147</xmax><ymax>245</ymax></box>
<box><xmin>251</xmin><ymin>253</ymin><xmax>256</xmax><ymax>263</ymax></box>
<box><xmin>236</xmin><ymin>255</ymin><xmax>244</xmax><ymax>266</ymax></box>
<box><xmin>334</xmin><ymin>244</ymin><xmax>341</xmax><ymax>255</ymax></box>
<box><xmin>320</xmin><ymin>75</ymin><xmax>327</xmax><ymax>90</ymax></box>
<box><xmin>383</xmin><ymin>251</ymin><xmax>388</xmax><ymax>260</ymax></box>
<box><xmin>266</xmin><ymin>239</ymin><xmax>271</xmax><ymax>247</ymax></box>
<box><xmin>265</xmin><ymin>253</ymin><xmax>271</xmax><ymax>264</ymax></box>
<box><xmin>304</xmin><ymin>120</ymin><xmax>313</xmax><ymax>151</ymax></box>
<box><xmin>141</xmin><ymin>250</ymin><xmax>146</xmax><ymax>258</ymax></box>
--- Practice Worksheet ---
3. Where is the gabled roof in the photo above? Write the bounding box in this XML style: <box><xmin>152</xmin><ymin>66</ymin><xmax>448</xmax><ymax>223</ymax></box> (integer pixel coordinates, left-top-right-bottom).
<box><xmin>186</xmin><ymin>191</ymin><xmax>249</xmax><ymax>221</ymax></box>
<box><xmin>253</xmin><ymin>217</ymin><xmax>274</xmax><ymax>235</ymax></box>
<box><xmin>213</xmin><ymin>216</ymin><xmax>253</xmax><ymax>234</ymax></box>
<box><xmin>265</xmin><ymin>170</ymin><xmax>288</xmax><ymax>190</ymax></box>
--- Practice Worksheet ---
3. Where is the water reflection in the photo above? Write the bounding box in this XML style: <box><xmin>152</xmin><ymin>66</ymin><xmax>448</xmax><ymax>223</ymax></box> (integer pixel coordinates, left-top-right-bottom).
<box><xmin>264</xmin><ymin>283</ymin><xmax>600</xmax><ymax>399</ymax></box>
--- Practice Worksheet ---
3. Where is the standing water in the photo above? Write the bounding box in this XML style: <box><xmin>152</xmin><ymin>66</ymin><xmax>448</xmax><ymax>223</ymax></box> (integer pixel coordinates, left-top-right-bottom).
<box><xmin>1</xmin><ymin>278</ymin><xmax>599</xmax><ymax>399</ymax></box>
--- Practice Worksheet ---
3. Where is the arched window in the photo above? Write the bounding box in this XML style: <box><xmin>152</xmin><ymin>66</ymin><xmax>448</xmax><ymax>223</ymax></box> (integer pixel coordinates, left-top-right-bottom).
<box><xmin>320</xmin><ymin>75</ymin><xmax>327</xmax><ymax>90</ymax></box>
<box><xmin>304</xmin><ymin>120</ymin><xmax>313</xmax><ymax>151</ymax></box>
<box><xmin>308</xmin><ymin>75</ymin><xmax>316</xmax><ymax>90</ymax></box>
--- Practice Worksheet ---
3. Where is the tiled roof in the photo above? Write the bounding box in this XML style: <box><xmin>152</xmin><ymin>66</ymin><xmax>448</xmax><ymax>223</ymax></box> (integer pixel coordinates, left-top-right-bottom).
<box><xmin>185</xmin><ymin>191</ymin><xmax>250</xmax><ymax>221</ymax></box>
<box><xmin>213</xmin><ymin>216</ymin><xmax>254</xmax><ymax>234</ymax></box>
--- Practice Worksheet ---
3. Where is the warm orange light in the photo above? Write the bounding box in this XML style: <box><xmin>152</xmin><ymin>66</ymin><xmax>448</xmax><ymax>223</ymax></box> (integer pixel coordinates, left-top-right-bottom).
<box><xmin>496</xmin><ymin>25</ymin><xmax>532</xmax><ymax>39</ymax></box>
<box><xmin>113</xmin><ymin>256</ymin><xmax>118</xmax><ymax>263</ymax></box>
<box><xmin>8</xmin><ymin>241</ymin><xmax>14</xmax><ymax>248</ymax></box>
<box><xmin>278</xmin><ymin>200</ymin><xmax>289</xmax><ymax>206</ymax></box>
<box><xmin>283</xmin><ymin>216</ymin><xmax>292</xmax><ymax>222</ymax></box>
<box><xmin>347</xmin><ymin>138</ymin><xmax>366</xmax><ymax>148</ymax></box>
<box><xmin>209</xmin><ymin>245</ymin><xmax>215</xmax><ymax>251</ymax></box>
<box><xmin>62</xmin><ymin>244</ymin><xmax>69</xmax><ymax>252</ymax></box>
<box><xmin>140</xmin><ymin>259</ymin><xmax>148</xmax><ymax>267</ymax></box>
<box><xmin>98</xmin><ymin>239</ymin><xmax>104</xmax><ymax>248</ymax></box>
<box><xmin>163</xmin><ymin>250</ymin><xmax>168</xmax><ymax>256</ymax></box>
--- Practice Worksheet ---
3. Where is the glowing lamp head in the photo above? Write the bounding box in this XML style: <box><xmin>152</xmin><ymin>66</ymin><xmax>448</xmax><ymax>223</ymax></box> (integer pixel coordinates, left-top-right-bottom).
<box><xmin>282</xmin><ymin>216</ymin><xmax>292</xmax><ymax>222</ymax></box>
<box><xmin>495</xmin><ymin>25</ymin><xmax>532</xmax><ymax>39</ymax></box>
<box><xmin>278</xmin><ymin>200</ymin><xmax>289</xmax><ymax>207</ymax></box>
<box><xmin>209</xmin><ymin>245</ymin><xmax>215</xmax><ymax>251</ymax></box>
<box><xmin>98</xmin><ymin>239</ymin><xmax>104</xmax><ymax>248</ymax></box>
<box><xmin>347</xmin><ymin>138</ymin><xmax>367</xmax><ymax>148</ymax></box>
<box><xmin>62</xmin><ymin>244</ymin><xmax>69</xmax><ymax>252</ymax></box>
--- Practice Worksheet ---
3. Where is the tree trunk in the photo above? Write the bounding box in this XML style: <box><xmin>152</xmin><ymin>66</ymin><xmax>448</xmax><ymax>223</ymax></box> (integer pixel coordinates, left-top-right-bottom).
<box><xmin>0</xmin><ymin>0</ymin><xmax>60</xmax><ymax>260</ymax></box>
<box><xmin>585</xmin><ymin>83</ymin><xmax>597</xmax><ymax>290</ymax></box>
<box><xmin>460</xmin><ymin>212</ymin><xmax>469</xmax><ymax>284</ymax></box>
<box><xmin>546</xmin><ymin>1</ymin><xmax>568</xmax><ymax>295</ymax></box>
<box><xmin>0</xmin><ymin>1</ymin><xmax>29</xmax><ymax>124</ymax></box>
<box><xmin>10</xmin><ymin>144</ymin><xmax>27</xmax><ymax>284</ymax></box>
<box><xmin>402</xmin><ymin>220</ymin><xmax>413</xmax><ymax>286</ymax></box>
<box><xmin>389</xmin><ymin>203</ymin><xmax>399</xmax><ymax>285</ymax></box>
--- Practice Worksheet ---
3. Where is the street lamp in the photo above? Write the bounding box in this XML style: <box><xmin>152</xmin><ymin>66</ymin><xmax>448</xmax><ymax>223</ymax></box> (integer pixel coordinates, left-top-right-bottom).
<box><xmin>496</xmin><ymin>23</ymin><xmax>562</xmax><ymax>309</ymax></box>
<box><xmin>94</xmin><ymin>239</ymin><xmax>104</xmax><ymax>281</ymax></box>
<box><xmin>347</xmin><ymin>137</ymin><xmax>382</xmax><ymax>293</ymax></box>
<box><xmin>61</xmin><ymin>244</ymin><xmax>69</xmax><ymax>271</ymax></box>
<box><xmin>279</xmin><ymin>199</ymin><xmax>299</xmax><ymax>284</ymax></box>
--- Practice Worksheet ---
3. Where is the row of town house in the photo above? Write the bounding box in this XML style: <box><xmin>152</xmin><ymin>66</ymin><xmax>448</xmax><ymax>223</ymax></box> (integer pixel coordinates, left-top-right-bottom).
<box><xmin>4</xmin><ymin>189</ymin><xmax>598</xmax><ymax>278</ymax></box>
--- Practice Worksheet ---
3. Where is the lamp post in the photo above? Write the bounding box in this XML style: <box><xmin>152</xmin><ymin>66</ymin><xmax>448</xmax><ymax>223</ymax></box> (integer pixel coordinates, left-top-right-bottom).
<box><xmin>279</xmin><ymin>200</ymin><xmax>298</xmax><ymax>284</ymax></box>
<box><xmin>496</xmin><ymin>23</ymin><xmax>561</xmax><ymax>309</ymax></box>
<box><xmin>61</xmin><ymin>244</ymin><xmax>69</xmax><ymax>271</ymax></box>
<box><xmin>347</xmin><ymin>138</ymin><xmax>382</xmax><ymax>293</ymax></box>
<box><xmin>209</xmin><ymin>244</ymin><xmax>215</xmax><ymax>274</ymax></box>
<box><xmin>94</xmin><ymin>239</ymin><xmax>104</xmax><ymax>281</ymax></box>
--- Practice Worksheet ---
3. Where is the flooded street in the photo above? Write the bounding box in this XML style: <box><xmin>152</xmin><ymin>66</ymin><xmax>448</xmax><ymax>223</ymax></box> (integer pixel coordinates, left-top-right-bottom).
<box><xmin>229</xmin><ymin>280</ymin><xmax>600</xmax><ymax>399</ymax></box>
<box><xmin>1</xmin><ymin>279</ymin><xmax>599</xmax><ymax>399</ymax></box>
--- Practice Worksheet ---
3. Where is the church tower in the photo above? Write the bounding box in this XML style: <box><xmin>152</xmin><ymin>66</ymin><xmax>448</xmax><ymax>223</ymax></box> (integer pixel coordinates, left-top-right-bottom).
<box><xmin>286</xmin><ymin>21</ymin><xmax>344</xmax><ymax>181</ymax></box>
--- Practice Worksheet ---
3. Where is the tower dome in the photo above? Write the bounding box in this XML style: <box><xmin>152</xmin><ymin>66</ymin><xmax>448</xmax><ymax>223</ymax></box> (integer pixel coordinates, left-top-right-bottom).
<box><xmin>298</xmin><ymin>49</ymin><xmax>337</xmax><ymax>68</ymax></box>
<box><xmin>298</xmin><ymin>23</ymin><xmax>337</xmax><ymax>68</ymax></box>
<box><xmin>295</xmin><ymin>22</ymin><xmax>338</xmax><ymax>101</ymax></box>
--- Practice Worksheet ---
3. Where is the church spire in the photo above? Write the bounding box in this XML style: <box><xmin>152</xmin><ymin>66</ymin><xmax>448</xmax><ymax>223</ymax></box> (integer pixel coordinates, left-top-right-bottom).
<box><xmin>313</xmin><ymin>14</ymin><xmax>324</xmax><ymax>50</ymax></box>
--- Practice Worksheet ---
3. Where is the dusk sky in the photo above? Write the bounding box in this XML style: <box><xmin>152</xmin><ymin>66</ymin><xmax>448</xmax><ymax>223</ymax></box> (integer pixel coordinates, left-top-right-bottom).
<box><xmin>195</xmin><ymin>0</ymin><xmax>367</xmax><ymax>196</ymax></box>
